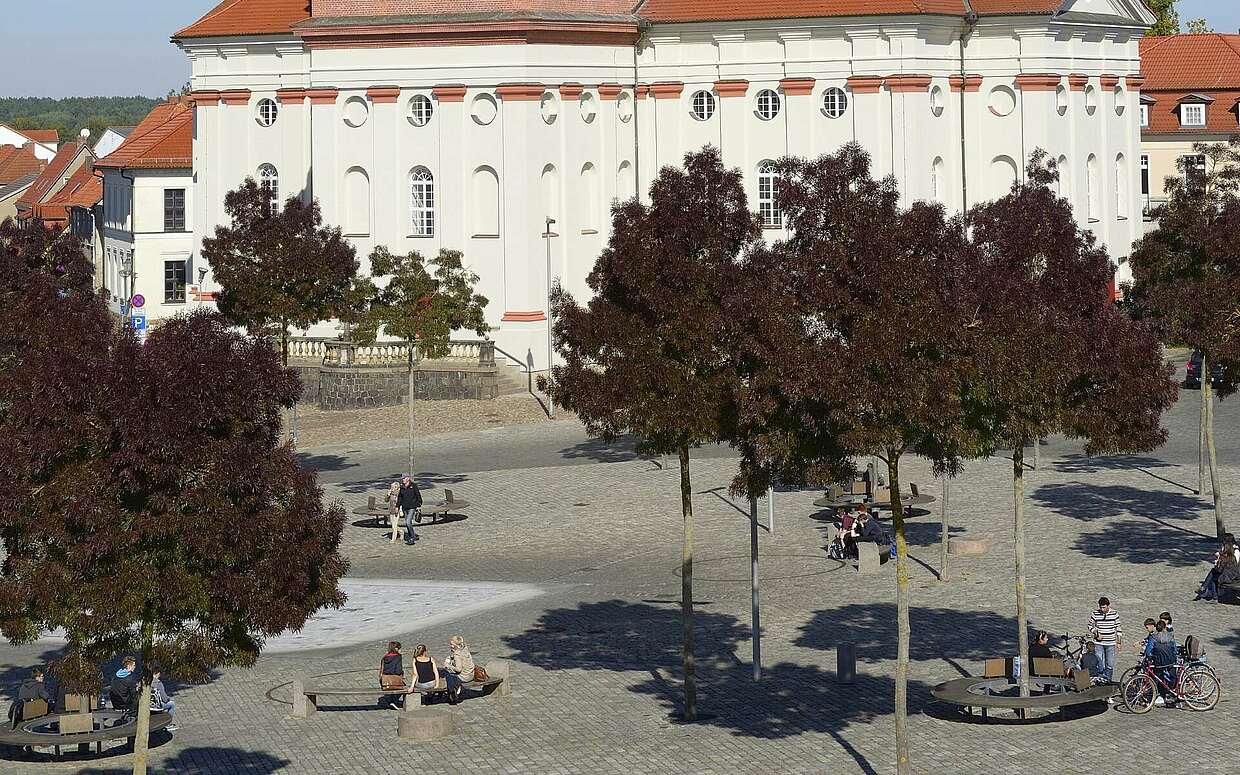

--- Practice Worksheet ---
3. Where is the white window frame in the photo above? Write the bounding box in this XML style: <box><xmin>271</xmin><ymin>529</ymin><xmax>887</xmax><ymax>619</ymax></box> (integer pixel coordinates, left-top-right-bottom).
<box><xmin>1139</xmin><ymin>104</ymin><xmax>1149</xmax><ymax>127</ymax></box>
<box><xmin>257</xmin><ymin>164</ymin><xmax>279</xmax><ymax>213</ymax></box>
<box><xmin>1180</xmin><ymin>103</ymin><xmax>1206</xmax><ymax>127</ymax></box>
<box><xmin>690</xmin><ymin>90</ymin><xmax>716</xmax><ymax>121</ymax></box>
<box><xmin>755</xmin><ymin>89</ymin><xmax>781</xmax><ymax>121</ymax></box>
<box><xmin>256</xmin><ymin>98</ymin><xmax>279</xmax><ymax>127</ymax></box>
<box><xmin>409</xmin><ymin>95</ymin><xmax>434</xmax><ymax>127</ymax></box>
<box><xmin>757</xmin><ymin>162</ymin><xmax>781</xmax><ymax>227</ymax></box>
<box><xmin>822</xmin><ymin>87</ymin><xmax>848</xmax><ymax>119</ymax></box>
<box><xmin>410</xmin><ymin>166</ymin><xmax>435</xmax><ymax>237</ymax></box>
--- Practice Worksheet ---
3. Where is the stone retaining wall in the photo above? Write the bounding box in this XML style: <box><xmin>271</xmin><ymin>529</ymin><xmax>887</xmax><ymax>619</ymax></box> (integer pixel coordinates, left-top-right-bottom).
<box><xmin>315</xmin><ymin>364</ymin><xmax>498</xmax><ymax>410</ymax></box>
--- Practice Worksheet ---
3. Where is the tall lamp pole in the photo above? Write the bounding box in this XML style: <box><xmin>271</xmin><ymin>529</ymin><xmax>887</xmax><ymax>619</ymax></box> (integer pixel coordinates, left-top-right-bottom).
<box><xmin>543</xmin><ymin>216</ymin><xmax>558</xmax><ymax>418</ymax></box>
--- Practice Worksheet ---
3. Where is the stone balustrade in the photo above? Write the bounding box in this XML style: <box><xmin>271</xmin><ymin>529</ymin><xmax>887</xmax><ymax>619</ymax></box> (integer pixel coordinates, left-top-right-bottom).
<box><xmin>313</xmin><ymin>339</ymin><xmax>495</xmax><ymax>368</ymax></box>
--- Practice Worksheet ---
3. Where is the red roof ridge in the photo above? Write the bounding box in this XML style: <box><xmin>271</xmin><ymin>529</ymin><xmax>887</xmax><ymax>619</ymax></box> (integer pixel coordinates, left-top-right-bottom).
<box><xmin>96</xmin><ymin>101</ymin><xmax>192</xmax><ymax>171</ymax></box>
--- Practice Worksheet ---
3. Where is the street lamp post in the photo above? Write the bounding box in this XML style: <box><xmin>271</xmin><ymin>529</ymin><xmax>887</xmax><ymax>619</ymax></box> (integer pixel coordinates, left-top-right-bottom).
<box><xmin>543</xmin><ymin>216</ymin><xmax>558</xmax><ymax>418</ymax></box>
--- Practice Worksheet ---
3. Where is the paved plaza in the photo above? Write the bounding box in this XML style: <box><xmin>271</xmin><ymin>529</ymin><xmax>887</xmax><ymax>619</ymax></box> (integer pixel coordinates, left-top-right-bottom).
<box><xmin>2</xmin><ymin>361</ymin><xmax>1238</xmax><ymax>774</ymax></box>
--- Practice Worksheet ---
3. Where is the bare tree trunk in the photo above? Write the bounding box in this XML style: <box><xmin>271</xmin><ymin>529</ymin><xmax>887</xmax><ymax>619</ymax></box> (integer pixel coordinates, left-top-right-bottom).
<box><xmin>887</xmin><ymin>451</ymin><xmax>910</xmax><ymax>775</ymax></box>
<box><xmin>1013</xmin><ymin>445</ymin><xmax>1030</xmax><ymax>698</ymax></box>
<box><xmin>407</xmin><ymin>350</ymin><xmax>416</xmax><ymax>476</ymax></box>
<box><xmin>1199</xmin><ymin>356</ymin><xmax>1206</xmax><ymax>496</ymax></box>
<box><xmin>131</xmin><ymin>617</ymin><xmax>154</xmax><ymax>775</ymax></box>
<box><xmin>749</xmin><ymin>496</ymin><xmax>761</xmax><ymax>681</ymax></box>
<box><xmin>678</xmin><ymin>444</ymin><xmax>697</xmax><ymax>721</ymax></box>
<box><xmin>1204</xmin><ymin>374</ymin><xmax>1225</xmax><ymax>538</ymax></box>
<box><xmin>939</xmin><ymin>475</ymin><xmax>950</xmax><ymax>582</ymax></box>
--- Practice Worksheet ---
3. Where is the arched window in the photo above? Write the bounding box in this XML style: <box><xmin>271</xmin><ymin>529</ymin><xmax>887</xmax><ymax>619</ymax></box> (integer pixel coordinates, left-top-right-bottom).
<box><xmin>617</xmin><ymin>160</ymin><xmax>635</xmax><ymax>200</ymax></box>
<box><xmin>472</xmin><ymin>166</ymin><xmax>500</xmax><ymax>237</ymax></box>
<box><xmin>257</xmin><ymin>164</ymin><xmax>279</xmax><ymax>214</ymax></box>
<box><xmin>1086</xmin><ymin>154</ymin><xmax>1100</xmax><ymax>221</ymax></box>
<box><xmin>1115</xmin><ymin>153</ymin><xmax>1127</xmax><ymax>219</ymax></box>
<box><xmin>757</xmin><ymin>162</ymin><xmax>781</xmax><ymax>227</ymax></box>
<box><xmin>580</xmin><ymin>162</ymin><xmax>599</xmax><ymax>232</ymax></box>
<box><xmin>930</xmin><ymin>157</ymin><xmax>945</xmax><ymax>202</ymax></box>
<box><xmin>989</xmin><ymin>156</ymin><xmax>1017</xmax><ymax>201</ymax></box>
<box><xmin>1056</xmin><ymin>155</ymin><xmax>1070</xmax><ymax>200</ymax></box>
<box><xmin>409</xmin><ymin>167</ymin><xmax>434</xmax><ymax>237</ymax></box>
<box><xmin>344</xmin><ymin>167</ymin><xmax>370</xmax><ymax>236</ymax></box>
<box><xmin>541</xmin><ymin>164</ymin><xmax>559</xmax><ymax>223</ymax></box>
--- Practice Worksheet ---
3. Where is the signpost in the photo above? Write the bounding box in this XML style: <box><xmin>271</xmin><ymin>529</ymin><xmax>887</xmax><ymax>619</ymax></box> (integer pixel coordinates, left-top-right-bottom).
<box><xmin>130</xmin><ymin>314</ymin><xmax>147</xmax><ymax>332</ymax></box>
<box><xmin>130</xmin><ymin>294</ymin><xmax>146</xmax><ymax>309</ymax></box>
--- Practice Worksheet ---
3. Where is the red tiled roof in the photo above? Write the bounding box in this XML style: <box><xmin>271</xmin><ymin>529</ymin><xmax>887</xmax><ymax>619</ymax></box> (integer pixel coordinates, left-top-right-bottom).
<box><xmin>1139</xmin><ymin>34</ymin><xmax>1240</xmax><ymax>135</ymax></box>
<box><xmin>0</xmin><ymin>144</ymin><xmax>47</xmax><ymax>185</ymax></box>
<box><xmin>175</xmin><ymin>0</ymin><xmax>1075</xmax><ymax>34</ymax></box>
<box><xmin>15</xmin><ymin>141</ymin><xmax>86</xmax><ymax>210</ymax></box>
<box><xmin>174</xmin><ymin>0</ymin><xmax>310</xmax><ymax>38</ymax></box>
<box><xmin>21</xmin><ymin>129</ymin><xmax>60</xmax><ymax>144</ymax></box>
<box><xmin>95</xmin><ymin>101</ymin><xmax>193</xmax><ymax>170</ymax></box>
<box><xmin>1140</xmin><ymin>34</ymin><xmax>1240</xmax><ymax>91</ymax></box>
<box><xmin>34</xmin><ymin>162</ymin><xmax>102</xmax><ymax>223</ymax></box>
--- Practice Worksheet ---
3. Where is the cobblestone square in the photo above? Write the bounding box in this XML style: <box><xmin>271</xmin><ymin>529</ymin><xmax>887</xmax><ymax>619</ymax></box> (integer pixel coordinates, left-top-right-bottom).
<box><xmin>2</xmin><ymin>387</ymin><xmax>1237</xmax><ymax>775</ymax></box>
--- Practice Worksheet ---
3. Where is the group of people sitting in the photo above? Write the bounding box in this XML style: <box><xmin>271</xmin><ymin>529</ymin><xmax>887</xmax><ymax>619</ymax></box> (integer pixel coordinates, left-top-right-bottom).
<box><xmin>1194</xmin><ymin>532</ymin><xmax>1239</xmax><ymax>602</ymax></box>
<box><xmin>826</xmin><ymin>504</ymin><xmax>891</xmax><ymax>560</ymax></box>
<box><xmin>7</xmin><ymin>656</ymin><xmax>175</xmax><ymax>731</ymax></box>
<box><xmin>379</xmin><ymin>635</ymin><xmax>478</xmax><ymax>708</ymax></box>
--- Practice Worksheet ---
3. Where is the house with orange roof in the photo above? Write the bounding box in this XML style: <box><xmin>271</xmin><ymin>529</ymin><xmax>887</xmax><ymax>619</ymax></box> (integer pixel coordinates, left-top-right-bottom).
<box><xmin>0</xmin><ymin>123</ymin><xmax>60</xmax><ymax>161</ymax></box>
<box><xmin>174</xmin><ymin>0</ymin><xmax>1154</xmax><ymax>359</ymax></box>
<box><xmin>0</xmin><ymin>173</ymin><xmax>40</xmax><ymax>224</ymax></box>
<box><xmin>14</xmin><ymin>140</ymin><xmax>94</xmax><ymax>223</ymax></box>
<box><xmin>1138</xmin><ymin>33</ymin><xmax>1240</xmax><ymax>223</ymax></box>
<box><xmin>0</xmin><ymin>144</ymin><xmax>47</xmax><ymax>187</ymax></box>
<box><xmin>95</xmin><ymin>98</ymin><xmax>198</xmax><ymax>324</ymax></box>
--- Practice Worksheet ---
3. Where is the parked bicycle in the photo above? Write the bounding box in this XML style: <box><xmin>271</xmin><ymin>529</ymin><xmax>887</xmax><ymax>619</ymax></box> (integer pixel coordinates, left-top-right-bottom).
<box><xmin>1120</xmin><ymin>658</ymin><xmax>1219</xmax><ymax>712</ymax></box>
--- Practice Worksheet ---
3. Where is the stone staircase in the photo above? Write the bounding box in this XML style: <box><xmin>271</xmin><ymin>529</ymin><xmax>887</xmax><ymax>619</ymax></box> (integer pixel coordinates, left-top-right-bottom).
<box><xmin>495</xmin><ymin>360</ymin><xmax>536</xmax><ymax>396</ymax></box>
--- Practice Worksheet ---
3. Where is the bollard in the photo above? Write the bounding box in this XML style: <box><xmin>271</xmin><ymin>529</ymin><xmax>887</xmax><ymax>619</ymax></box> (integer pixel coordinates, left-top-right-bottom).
<box><xmin>838</xmin><ymin>643</ymin><xmax>856</xmax><ymax>685</ymax></box>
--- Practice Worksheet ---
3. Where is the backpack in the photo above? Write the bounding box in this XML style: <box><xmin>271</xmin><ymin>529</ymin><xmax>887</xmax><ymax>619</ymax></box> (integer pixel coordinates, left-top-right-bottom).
<box><xmin>1184</xmin><ymin>635</ymin><xmax>1205</xmax><ymax>661</ymax></box>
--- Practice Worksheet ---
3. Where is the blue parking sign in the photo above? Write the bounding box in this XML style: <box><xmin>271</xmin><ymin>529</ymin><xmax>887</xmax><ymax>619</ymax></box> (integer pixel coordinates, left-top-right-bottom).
<box><xmin>130</xmin><ymin>314</ymin><xmax>147</xmax><ymax>331</ymax></box>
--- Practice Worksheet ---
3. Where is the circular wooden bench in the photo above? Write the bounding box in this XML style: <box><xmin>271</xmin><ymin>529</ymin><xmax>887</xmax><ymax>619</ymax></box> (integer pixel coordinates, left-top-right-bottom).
<box><xmin>0</xmin><ymin>709</ymin><xmax>172</xmax><ymax>755</ymax></box>
<box><xmin>931</xmin><ymin>676</ymin><xmax>1116</xmax><ymax>720</ymax></box>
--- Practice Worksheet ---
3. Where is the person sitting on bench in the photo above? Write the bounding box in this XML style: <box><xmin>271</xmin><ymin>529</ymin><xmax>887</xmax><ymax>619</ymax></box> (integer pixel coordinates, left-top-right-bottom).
<box><xmin>827</xmin><ymin>508</ymin><xmax>855</xmax><ymax>559</ymax></box>
<box><xmin>845</xmin><ymin>509</ymin><xmax>885</xmax><ymax>559</ymax></box>
<box><xmin>412</xmin><ymin>645</ymin><xmax>455</xmax><ymax>705</ymax></box>
<box><xmin>440</xmin><ymin>635</ymin><xmax>474</xmax><ymax>704</ymax></box>
<box><xmin>7</xmin><ymin>668</ymin><xmax>50</xmax><ymax>729</ymax></box>
<box><xmin>109</xmin><ymin>657</ymin><xmax>140</xmax><ymax>718</ymax></box>
<box><xmin>1029</xmin><ymin>630</ymin><xmax>1055</xmax><ymax>660</ymax></box>
<box><xmin>149</xmin><ymin>663</ymin><xmax>177</xmax><ymax>731</ymax></box>
<box><xmin>379</xmin><ymin>641</ymin><xmax>407</xmax><ymax>709</ymax></box>
<box><xmin>1195</xmin><ymin>533</ymin><xmax>1239</xmax><ymax>602</ymax></box>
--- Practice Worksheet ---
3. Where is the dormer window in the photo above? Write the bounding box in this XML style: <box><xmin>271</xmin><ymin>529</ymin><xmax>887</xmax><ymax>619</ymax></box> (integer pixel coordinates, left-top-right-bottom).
<box><xmin>1177</xmin><ymin>94</ymin><xmax>1213</xmax><ymax>127</ymax></box>
<box><xmin>1181</xmin><ymin>104</ymin><xmax>1205</xmax><ymax>126</ymax></box>
<box><xmin>1139</xmin><ymin>104</ymin><xmax>1149</xmax><ymax>127</ymax></box>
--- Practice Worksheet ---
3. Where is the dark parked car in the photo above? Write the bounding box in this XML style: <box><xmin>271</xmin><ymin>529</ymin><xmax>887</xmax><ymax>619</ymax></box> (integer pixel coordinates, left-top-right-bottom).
<box><xmin>1185</xmin><ymin>350</ymin><xmax>1225</xmax><ymax>389</ymax></box>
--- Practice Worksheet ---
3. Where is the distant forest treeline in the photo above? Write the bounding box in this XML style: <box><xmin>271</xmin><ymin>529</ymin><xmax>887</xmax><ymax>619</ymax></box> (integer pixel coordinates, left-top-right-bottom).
<box><xmin>0</xmin><ymin>97</ymin><xmax>164</xmax><ymax>144</ymax></box>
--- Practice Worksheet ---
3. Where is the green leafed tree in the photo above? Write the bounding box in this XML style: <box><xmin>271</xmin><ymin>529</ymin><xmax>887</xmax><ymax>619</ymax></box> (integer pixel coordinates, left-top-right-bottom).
<box><xmin>0</xmin><ymin>231</ymin><xmax>348</xmax><ymax>775</ymax></box>
<box><xmin>544</xmin><ymin>147</ymin><xmax>761</xmax><ymax>721</ymax></box>
<box><xmin>1186</xmin><ymin>18</ymin><xmax>1213</xmax><ymax>34</ymax></box>
<box><xmin>354</xmin><ymin>248</ymin><xmax>489</xmax><ymax>475</ymax></box>
<box><xmin>1127</xmin><ymin>138</ymin><xmax>1240</xmax><ymax>539</ymax></box>
<box><xmin>1145</xmin><ymin>0</ymin><xmax>1181</xmax><ymax>36</ymax></box>
<box><xmin>964</xmin><ymin>152</ymin><xmax>1177</xmax><ymax>697</ymax></box>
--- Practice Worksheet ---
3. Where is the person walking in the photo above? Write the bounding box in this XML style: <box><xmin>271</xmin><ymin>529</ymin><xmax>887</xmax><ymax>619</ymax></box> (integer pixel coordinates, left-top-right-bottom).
<box><xmin>1087</xmin><ymin>597</ymin><xmax>1122</xmax><ymax>683</ymax></box>
<box><xmin>396</xmin><ymin>474</ymin><xmax>423</xmax><ymax>546</ymax></box>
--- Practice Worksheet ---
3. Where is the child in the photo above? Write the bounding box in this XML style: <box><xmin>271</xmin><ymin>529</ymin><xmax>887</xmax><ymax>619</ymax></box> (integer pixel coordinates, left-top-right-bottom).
<box><xmin>1138</xmin><ymin>617</ymin><xmax>1156</xmax><ymax>653</ymax></box>
<box><xmin>1158</xmin><ymin>611</ymin><xmax>1173</xmax><ymax>635</ymax></box>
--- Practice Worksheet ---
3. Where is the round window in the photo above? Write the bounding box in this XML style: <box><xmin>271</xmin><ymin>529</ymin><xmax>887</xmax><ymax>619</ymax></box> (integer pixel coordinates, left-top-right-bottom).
<box><xmin>821</xmin><ymin>87</ymin><xmax>848</xmax><ymax>119</ymax></box>
<box><xmin>690</xmin><ymin>90</ymin><xmax>716</xmax><ymax>121</ymax></box>
<box><xmin>988</xmin><ymin>86</ymin><xmax>1016</xmax><ymax>117</ymax></box>
<box><xmin>255</xmin><ymin>98</ymin><xmax>279</xmax><ymax>127</ymax></box>
<box><xmin>408</xmin><ymin>94</ymin><xmax>434</xmax><ymax>127</ymax></box>
<box><xmin>579</xmin><ymin>92</ymin><xmax>597</xmax><ymax>124</ymax></box>
<box><xmin>755</xmin><ymin>89</ymin><xmax>781</xmax><ymax>121</ymax></box>
<box><xmin>1056</xmin><ymin>85</ymin><xmax>1069</xmax><ymax>117</ymax></box>
<box><xmin>540</xmin><ymin>92</ymin><xmax>559</xmax><ymax>125</ymax></box>
<box><xmin>929</xmin><ymin>85</ymin><xmax>945</xmax><ymax>118</ymax></box>
<box><xmin>343</xmin><ymin>96</ymin><xmax>369</xmax><ymax>128</ymax></box>
<box><xmin>471</xmin><ymin>94</ymin><xmax>497</xmax><ymax>126</ymax></box>
<box><xmin>617</xmin><ymin>91</ymin><xmax>633</xmax><ymax>123</ymax></box>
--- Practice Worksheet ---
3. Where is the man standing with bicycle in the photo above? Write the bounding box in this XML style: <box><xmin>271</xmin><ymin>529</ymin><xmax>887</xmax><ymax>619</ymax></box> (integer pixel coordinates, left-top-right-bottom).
<box><xmin>1143</xmin><ymin>619</ymin><xmax>1178</xmax><ymax>707</ymax></box>
<box><xmin>1088</xmin><ymin>597</ymin><xmax>1123</xmax><ymax>683</ymax></box>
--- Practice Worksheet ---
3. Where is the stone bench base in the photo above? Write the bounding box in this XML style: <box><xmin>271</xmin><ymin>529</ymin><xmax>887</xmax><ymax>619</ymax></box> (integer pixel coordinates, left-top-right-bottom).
<box><xmin>398</xmin><ymin>709</ymin><xmax>460</xmax><ymax>741</ymax></box>
<box><xmin>948</xmin><ymin>537</ymin><xmax>991</xmax><ymax>556</ymax></box>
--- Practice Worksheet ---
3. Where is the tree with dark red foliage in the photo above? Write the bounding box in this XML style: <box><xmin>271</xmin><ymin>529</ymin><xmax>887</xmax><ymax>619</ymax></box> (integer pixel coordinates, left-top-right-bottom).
<box><xmin>0</xmin><ymin>233</ymin><xmax>347</xmax><ymax>774</ymax></box>
<box><xmin>964</xmin><ymin>152</ymin><xmax>1176</xmax><ymax>697</ymax></box>
<box><xmin>542</xmin><ymin>147</ymin><xmax>762</xmax><ymax>721</ymax></box>
<box><xmin>735</xmin><ymin>144</ymin><xmax>981</xmax><ymax>775</ymax></box>
<box><xmin>202</xmin><ymin>179</ymin><xmax>361</xmax><ymax>366</ymax></box>
<box><xmin>1127</xmin><ymin>137</ymin><xmax>1240</xmax><ymax>538</ymax></box>
<box><xmin>0</xmin><ymin>216</ymin><xmax>95</xmax><ymax>297</ymax></box>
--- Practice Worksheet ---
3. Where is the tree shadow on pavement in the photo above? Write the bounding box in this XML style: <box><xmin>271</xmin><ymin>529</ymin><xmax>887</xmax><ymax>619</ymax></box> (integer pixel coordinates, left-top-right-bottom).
<box><xmin>333</xmin><ymin>472</ymin><xmax>469</xmax><ymax>496</ymax></box>
<box><xmin>76</xmin><ymin>747</ymin><xmax>290</xmax><ymax>775</ymax></box>
<box><xmin>1071</xmin><ymin>519</ymin><xmax>1217</xmax><ymax>568</ymax></box>
<box><xmin>1052</xmin><ymin>454</ymin><xmax>1196</xmax><ymax>493</ymax></box>
<box><xmin>295</xmin><ymin>452</ymin><xmax>359</xmax><ymax>474</ymax></box>
<box><xmin>556</xmin><ymin>437</ymin><xmax>647</xmax><ymax>465</ymax></box>
<box><xmin>795</xmin><ymin>604</ymin><xmax>1017</xmax><ymax>665</ymax></box>
<box><xmin>1031</xmin><ymin>482</ymin><xmax>1211</xmax><ymax>532</ymax></box>
<box><xmin>502</xmin><ymin>600</ymin><xmax>927</xmax><ymax>774</ymax></box>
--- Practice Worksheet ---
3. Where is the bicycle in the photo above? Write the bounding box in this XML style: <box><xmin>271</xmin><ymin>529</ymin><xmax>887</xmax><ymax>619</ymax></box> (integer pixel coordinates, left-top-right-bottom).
<box><xmin>1119</xmin><ymin>658</ymin><xmax>1220</xmax><ymax>712</ymax></box>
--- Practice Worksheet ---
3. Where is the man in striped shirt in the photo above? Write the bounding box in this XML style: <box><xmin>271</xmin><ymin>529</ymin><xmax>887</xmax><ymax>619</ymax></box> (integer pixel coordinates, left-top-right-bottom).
<box><xmin>1088</xmin><ymin>597</ymin><xmax>1123</xmax><ymax>683</ymax></box>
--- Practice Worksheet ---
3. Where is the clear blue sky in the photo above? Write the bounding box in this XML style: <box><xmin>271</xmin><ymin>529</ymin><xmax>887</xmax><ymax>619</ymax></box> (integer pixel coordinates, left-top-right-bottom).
<box><xmin>2</xmin><ymin>0</ymin><xmax>1239</xmax><ymax>98</ymax></box>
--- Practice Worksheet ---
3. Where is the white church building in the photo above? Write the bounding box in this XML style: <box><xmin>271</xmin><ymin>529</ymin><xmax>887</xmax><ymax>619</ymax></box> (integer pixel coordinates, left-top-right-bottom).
<box><xmin>175</xmin><ymin>0</ymin><xmax>1154</xmax><ymax>363</ymax></box>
